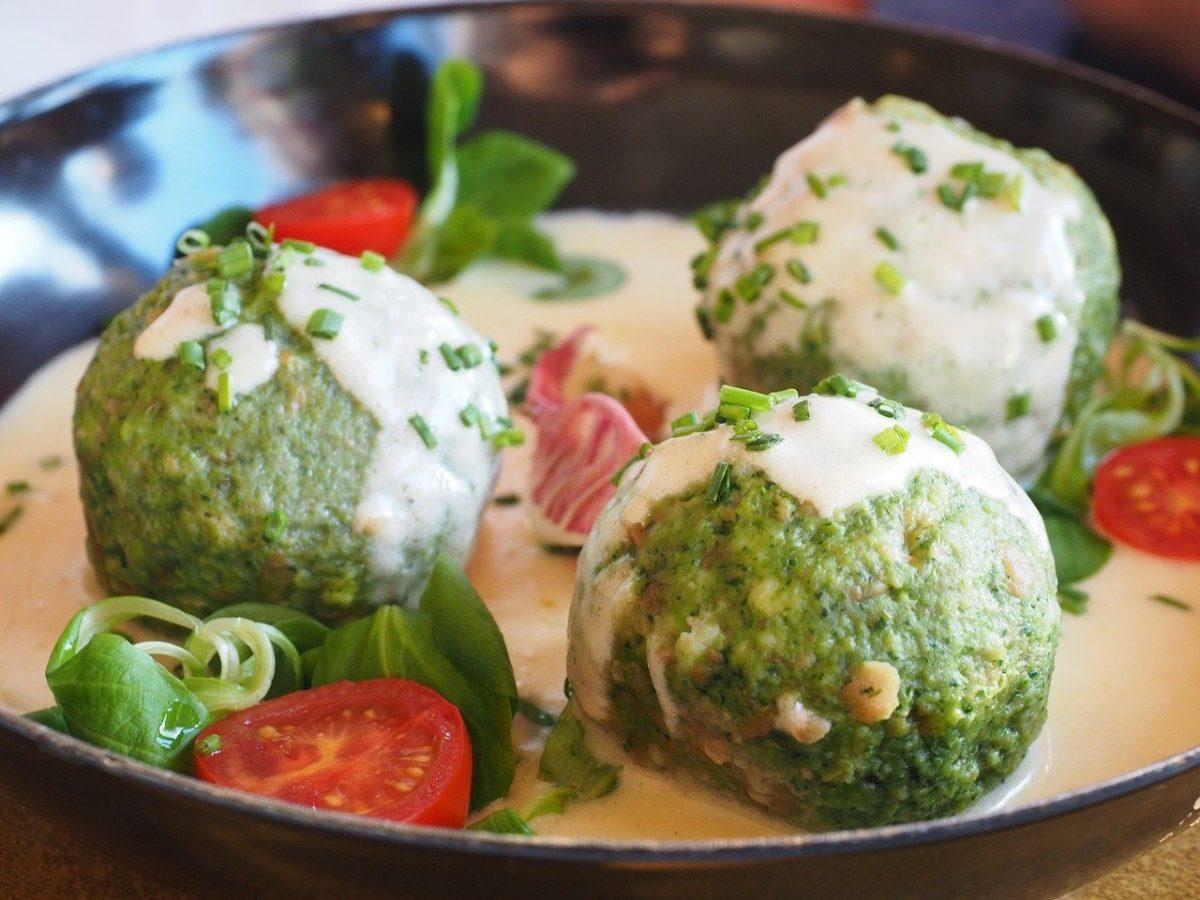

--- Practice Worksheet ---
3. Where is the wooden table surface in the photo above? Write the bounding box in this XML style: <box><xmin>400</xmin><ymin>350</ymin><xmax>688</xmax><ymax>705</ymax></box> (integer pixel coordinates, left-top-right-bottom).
<box><xmin>1</xmin><ymin>783</ymin><xmax>1197</xmax><ymax>899</ymax></box>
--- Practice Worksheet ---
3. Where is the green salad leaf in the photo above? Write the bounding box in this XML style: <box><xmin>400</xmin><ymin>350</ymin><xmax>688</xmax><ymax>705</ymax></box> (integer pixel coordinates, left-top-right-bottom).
<box><xmin>42</xmin><ymin>595</ymin><xmax>301</xmax><ymax>768</ymax></box>
<box><xmin>1042</xmin><ymin>512</ymin><xmax>1113</xmax><ymax>587</ymax></box>
<box><xmin>47</xmin><ymin>632</ymin><xmax>209</xmax><ymax>770</ymax></box>
<box><xmin>397</xmin><ymin>59</ymin><xmax>605</xmax><ymax>288</ymax></box>
<box><xmin>207</xmin><ymin>603</ymin><xmax>329</xmax><ymax>698</ymax></box>
<box><xmin>25</xmin><ymin>706</ymin><xmax>69</xmax><ymax>733</ymax></box>
<box><xmin>468</xmin><ymin>807</ymin><xmax>535</xmax><ymax>835</ymax></box>
<box><xmin>537</xmin><ymin>703</ymin><xmax>620</xmax><ymax>800</ymax></box>
<box><xmin>311</xmin><ymin>557</ymin><xmax>517</xmax><ymax>810</ymax></box>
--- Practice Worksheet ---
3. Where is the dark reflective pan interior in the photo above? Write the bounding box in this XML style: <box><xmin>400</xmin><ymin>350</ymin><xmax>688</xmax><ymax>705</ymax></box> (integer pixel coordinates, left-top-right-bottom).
<box><xmin>1</xmin><ymin>3</ymin><xmax>1199</xmax><ymax>897</ymax></box>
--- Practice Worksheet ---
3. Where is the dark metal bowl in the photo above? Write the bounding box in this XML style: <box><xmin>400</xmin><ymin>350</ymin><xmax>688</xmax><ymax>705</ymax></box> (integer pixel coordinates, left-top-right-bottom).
<box><xmin>2</xmin><ymin>3</ymin><xmax>1198</xmax><ymax>897</ymax></box>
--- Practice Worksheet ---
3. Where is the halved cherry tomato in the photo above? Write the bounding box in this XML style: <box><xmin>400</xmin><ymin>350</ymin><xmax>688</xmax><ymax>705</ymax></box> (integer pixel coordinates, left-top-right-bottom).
<box><xmin>255</xmin><ymin>179</ymin><xmax>418</xmax><ymax>257</ymax></box>
<box><xmin>193</xmin><ymin>679</ymin><xmax>471</xmax><ymax>828</ymax></box>
<box><xmin>1092</xmin><ymin>435</ymin><xmax>1200</xmax><ymax>561</ymax></box>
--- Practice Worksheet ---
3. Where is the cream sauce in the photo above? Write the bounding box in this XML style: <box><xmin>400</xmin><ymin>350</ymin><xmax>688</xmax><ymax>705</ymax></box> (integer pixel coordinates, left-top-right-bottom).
<box><xmin>272</xmin><ymin>247</ymin><xmax>508</xmax><ymax>602</ymax></box>
<box><xmin>203</xmin><ymin>323</ymin><xmax>279</xmax><ymax>399</ymax></box>
<box><xmin>1</xmin><ymin>213</ymin><xmax>1197</xmax><ymax>841</ymax></box>
<box><xmin>707</xmin><ymin>99</ymin><xmax>1083</xmax><ymax>481</ymax></box>
<box><xmin>131</xmin><ymin>281</ymin><xmax>226</xmax><ymax>360</ymax></box>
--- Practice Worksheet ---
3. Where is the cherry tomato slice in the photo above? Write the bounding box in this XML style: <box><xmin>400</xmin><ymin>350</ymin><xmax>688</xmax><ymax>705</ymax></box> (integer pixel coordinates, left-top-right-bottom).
<box><xmin>255</xmin><ymin>179</ymin><xmax>418</xmax><ymax>257</ymax></box>
<box><xmin>194</xmin><ymin>679</ymin><xmax>471</xmax><ymax>828</ymax></box>
<box><xmin>1092</xmin><ymin>435</ymin><xmax>1200</xmax><ymax>561</ymax></box>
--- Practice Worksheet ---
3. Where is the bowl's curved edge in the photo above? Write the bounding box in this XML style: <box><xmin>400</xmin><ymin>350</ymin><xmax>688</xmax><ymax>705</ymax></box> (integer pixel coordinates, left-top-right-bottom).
<box><xmin>0</xmin><ymin>0</ymin><xmax>1199</xmax><ymax>875</ymax></box>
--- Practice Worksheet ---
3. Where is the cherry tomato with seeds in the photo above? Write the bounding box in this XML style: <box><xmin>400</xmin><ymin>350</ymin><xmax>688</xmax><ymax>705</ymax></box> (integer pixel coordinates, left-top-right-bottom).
<box><xmin>193</xmin><ymin>679</ymin><xmax>471</xmax><ymax>828</ymax></box>
<box><xmin>1091</xmin><ymin>435</ymin><xmax>1200</xmax><ymax>561</ymax></box>
<box><xmin>255</xmin><ymin>179</ymin><xmax>418</xmax><ymax>257</ymax></box>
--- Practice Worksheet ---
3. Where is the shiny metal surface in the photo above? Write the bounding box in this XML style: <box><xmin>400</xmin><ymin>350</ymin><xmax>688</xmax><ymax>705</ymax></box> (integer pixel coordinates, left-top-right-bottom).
<box><xmin>1</xmin><ymin>3</ymin><xmax>1199</xmax><ymax>897</ymax></box>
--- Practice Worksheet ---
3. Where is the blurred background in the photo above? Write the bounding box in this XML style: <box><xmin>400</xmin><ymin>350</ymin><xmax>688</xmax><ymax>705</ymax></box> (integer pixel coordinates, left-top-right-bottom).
<box><xmin>2</xmin><ymin>0</ymin><xmax>1198</xmax><ymax>108</ymax></box>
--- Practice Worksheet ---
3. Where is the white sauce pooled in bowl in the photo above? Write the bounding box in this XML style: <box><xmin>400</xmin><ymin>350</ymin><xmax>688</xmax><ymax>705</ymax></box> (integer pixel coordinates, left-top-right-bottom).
<box><xmin>1</xmin><ymin>213</ymin><xmax>1197</xmax><ymax>841</ymax></box>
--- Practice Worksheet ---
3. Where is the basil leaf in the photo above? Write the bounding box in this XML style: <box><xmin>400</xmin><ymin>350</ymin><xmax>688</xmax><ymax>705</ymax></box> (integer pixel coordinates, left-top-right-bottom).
<box><xmin>533</xmin><ymin>256</ymin><xmax>625</xmax><ymax>301</ymax></box>
<box><xmin>1058</xmin><ymin>584</ymin><xmax>1089</xmax><ymax>616</ymax></box>
<box><xmin>426</xmin><ymin>203</ymin><xmax>498</xmax><ymax>284</ymax></box>
<box><xmin>311</xmin><ymin>606</ymin><xmax>515</xmax><ymax>809</ymax></box>
<box><xmin>1043</xmin><ymin>512</ymin><xmax>1113</xmax><ymax>586</ymax></box>
<box><xmin>25</xmin><ymin>706</ymin><xmax>68</xmax><ymax>733</ymax></box>
<box><xmin>492</xmin><ymin>220</ymin><xmax>562</xmax><ymax>272</ymax></box>
<box><xmin>46</xmin><ymin>633</ymin><xmax>209</xmax><ymax>770</ymax></box>
<box><xmin>457</xmin><ymin>130</ymin><xmax>575</xmax><ymax>220</ymax></box>
<box><xmin>468</xmin><ymin>808</ymin><xmax>534</xmax><ymax>835</ymax></box>
<box><xmin>207</xmin><ymin>603</ymin><xmax>329</xmax><ymax>697</ymax></box>
<box><xmin>520</xmin><ymin>785</ymin><xmax>576</xmax><ymax>820</ymax></box>
<box><xmin>537</xmin><ymin>704</ymin><xmax>620</xmax><ymax>800</ymax></box>
<box><xmin>420</xmin><ymin>554</ymin><xmax>517</xmax><ymax>703</ymax></box>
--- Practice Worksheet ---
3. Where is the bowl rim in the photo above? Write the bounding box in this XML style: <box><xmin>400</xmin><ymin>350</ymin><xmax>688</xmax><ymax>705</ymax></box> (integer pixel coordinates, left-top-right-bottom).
<box><xmin>2</xmin><ymin>0</ymin><xmax>1199</xmax><ymax>863</ymax></box>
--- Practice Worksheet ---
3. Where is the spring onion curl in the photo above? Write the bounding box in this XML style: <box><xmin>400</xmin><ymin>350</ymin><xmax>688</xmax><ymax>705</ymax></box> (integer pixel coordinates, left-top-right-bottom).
<box><xmin>47</xmin><ymin>595</ymin><xmax>299</xmax><ymax>715</ymax></box>
<box><xmin>1042</xmin><ymin>320</ymin><xmax>1200</xmax><ymax>507</ymax></box>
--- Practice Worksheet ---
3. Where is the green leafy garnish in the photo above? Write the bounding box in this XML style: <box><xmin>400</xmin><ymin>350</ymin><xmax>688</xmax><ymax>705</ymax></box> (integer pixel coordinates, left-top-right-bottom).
<box><xmin>537</xmin><ymin>704</ymin><xmax>621</xmax><ymax>801</ymax></box>
<box><xmin>1150</xmin><ymin>594</ymin><xmax>1192</xmax><ymax>611</ymax></box>
<box><xmin>533</xmin><ymin>256</ymin><xmax>626</xmax><ymax>301</ymax></box>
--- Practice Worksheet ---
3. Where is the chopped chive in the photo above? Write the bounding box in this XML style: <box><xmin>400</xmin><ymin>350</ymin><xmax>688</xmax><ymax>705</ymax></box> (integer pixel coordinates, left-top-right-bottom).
<box><xmin>208</xmin><ymin>279</ymin><xmax>241</xmax><ymax>327</ymax></box>
<box><xmin>706</xmin><ymin>461</ymin><xmax>732</xmax><ymax>505</ymax></box>
<box><xmin>869</xmin><ymin>396</ymin><xmax>906</xmax><ymax>419</ymax></box>
<box><xmin>6</xmin><ymin>481</ymin><xmax>30</xmax><ymax>495</ymax></box>
<box><xmin>950</xmin><ymin>161</ymin><xmax>984</xmax><ymax>180</ymax></box>
<box><xmin>793</xmin><ymin>399</ymin><xmax>811</xmax><ymax>422</ymax></box>
<box><xmin>439</xmin><ymin>342</ymin><xmax>462</xmax><ymax>371</ymax></box>
<box><xmin>789</xmin><ymin>221</ymin><xmax>820</xmax><ymax>245</ymax></box>
<box><xmin>735</xmin><ymin>263</ymin><xmax>776</xmax><ymax>303</ymax></box>
<box><xmin>493</xmin><ymin>493</ymin><xmax>521</xmax><ymax>507</ymax></box>
<box><xmin>439</xmin><ymin>296</ymin><xmax>460</xmax><ymax>316</ymax></box>
<box><xmin>786</xmin><ymin>259</ymin><xmax>812</xmax><ymax>284</ymax></box>
<box><xmin>318</xmin><ymin>282</ymin><xmax>359</xmax><ymax>302</ymax></box>
<box><xmin>0</xmin><ymin>505</ymin><xmax>23</xmax><ymax>536</ymax></box>
<box><xmin>813</xmin><ymin>373</ymin><xmax>866</xmax><ymax>397</ymax></box>
<box><xmin>1006</xmin><ymin>391</ymin><xmax>1032</xmax><ymax>422</ymax></box>
<box><xmin>779</xmin><ymin>290</ymin><xmax>807</xmax><ymax>310</ymax></box>
<box><xmin>1150</xmin><ymin>594</ymin><xmax>1192</xmax><ymax>611</ymax></box>
<box><xmin>696</xmin><ymin>306</ymin><xmax>715</xmax><ymax>340</ymax></box>
<box><xmin>874</xmin><ymin>261</ymin><xmax>906</xmax><ymax>295</ymax></box>
<box><xmin>736</xmin><ymin>431</ymin><xmax>783</xmax><ymax>451</ymax></box>
<box><xmin>891</xmin><ymin>142</ymin><xmax>928</xmax><ymax>174</ymax></box>
<box><xmin>282</xmin><ymin>238</ymin><xmax>315</xmax><ymax>253</ymax></box>
<box><xmin>263</xmin><ymin>510</ymin><xmax>288</xmax><ymax>543</ymax></box>
<box><xmin>671</xmin><ymin>410</ymin><xmax>700</xmax><ymax>430</ymax></box>
<box><xmin>716</xmin><ymin>403</ymin><xmax>751</xmax><ymax>422</ymax></box>
<box><xmin>713</xmin><ymin>289</ymin><xmax>736</xmax><ymax>323</ymax></box>
<box><xmin>977</xmin><ymin>171</ymin><xmax>1007</xmax><ymax>198</ymax></box>
<box><xmin>1036</xmin><ymin>314</ymin><xmax>1058</xmax><ymax>342</ymax></box>
<box><xmin>245</xmin><ymin>221</ymin><xmax>274</xmax><ymax>254</ymax></box>
<box><xmin>1004</xmin><ymin>174</ymin><xmax>1025</xmax><ymax>211</ymax></box>
<box><xmin>210</xmin><ymin>347</ymin><xmax>233</xmax><ymax>371</ymax></box>
<box><xmin>176</xmin><ymin>229</ymin><xmax>211</xmax><ymax>256</ymax></box>
<box><xmin>805</xmin><ymin>172</ymin><xmax>827</xmax><ymax>199</ymax></box>
<box><xmin>302</xmin><ymin>257</ymin><xmax>325</xmax><ymax>267</ymax></box>
<box><xmin>409</xmin><ymin>414</ymin><xmax>437</xmax><ymax>449</ymax></box>
<box><xmin>460</xmin><ymin>404</ymin><xmax>481</xmax><ymax>427</ymax></box>
<box><xmin>195</xmin><ymin>733</ymin><xmax>223</xmax><ymax>756</ymax></box>
<box><xmin>360</xmin><ymin>250</ymin><xmax>386</xmax><ymax>272</ymax></box>
<box><xmin>873</xmin><ymin>424</ymin><xmax>910</xmax><ymax>455</ymax></box>
<box><xmin>732</xmin><ymin>418</ymin><xmax>758</xmax><ymax>436</ymax></box>
<box><xmin>768</xmin><ymin>388</ymin><xmax>799</xmax><ymax>406</ymax></box>
<box><xmin>691</xmin><ymin>248</ymin><xmax>717</xmax><ymax>290</ymax></box>
<box><xmin>178</xmin><ymin>341</ymin><xmax>205</xmax><ymax>371</ymax></box>
<box><xmin>874</xmin><ymin>227</ymin><xmax>900</xmax><ymax>251</ymax></box>
<box><xmin>263</xmin><ymin>270</ymin><xmax>286</xmax><ymax>295</ymax></box>
<box><xmin>826</xmin><ymin>173</ymin><xmax>848</xmax><ymax>188</ymax></box>
<box><xmin>937</xmin><ymin>182</ymin><xmax>964</xmax><ymax>210</ymax></box>
<box><xmin>743</xmin><ymin>211</ymin><xmax>764</xmax><ymax>231</ymax></box>
<box><xmin>611</xmin><ymin>442</ymin><xmax>652</xmax><ymax>485</ymax></box>
<box><xmin>419</xmin><ymin>349</ymin><xmax>430</xmax><ymax>365</ymax></box>
<box><xmin>217</xmin><ymin>372</ymin><xmax>234</xmax><ymax>413</ymax></box>
<box><xmin>753</xmin><ymin>228</ymin><xmax>790</xmax><ymax>254</ymax></box>
<box><xmin>719</xmin><ymin>384</ymin><xmax>773</xmax><ymax>411</ymax></box>
<box><xmin>38</xmin><ymin>455</ymin><xmax>63</xmax><ymax>471</ymax></box>
<box><xmin>217</xmin><ymin>241</ymin><xmax>254</xmax><ymax>279</ymax></box>
<box><xmin>305</xmin><ymin>308</ymin><xmax>343</xmax><ymax>340</ymax></box>
<box><xmin>1059</xmin><ymin>585</ymin><xmax>1088</xmax><ymax>615</ymax></box>
<box><xmin>456</xmin><ymin>344</ymin><xmax>484</xmax><ymax>369</ymax></box>
<box><xmin>931</xmin><ymin>425</ymin><xmax>966</xmax><ymax>454</ymax></box>
<box><xmin>492</xmin><ymin>427</ymin><xmax>526</xmax><ymax>448</ymax></box>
